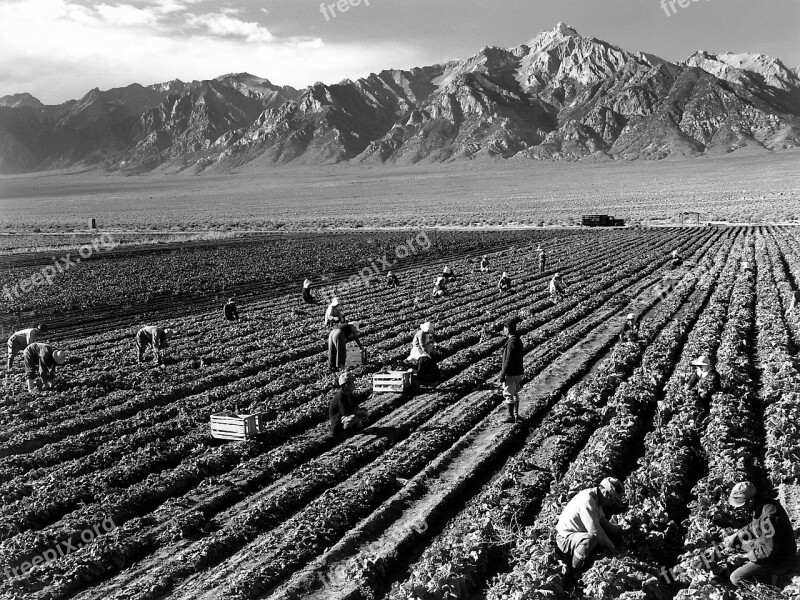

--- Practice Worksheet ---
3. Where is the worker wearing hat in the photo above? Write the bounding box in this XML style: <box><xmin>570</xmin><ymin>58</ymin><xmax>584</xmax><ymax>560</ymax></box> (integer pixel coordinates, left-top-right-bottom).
<box><xmin>722</xmin><ymin>481</ymin><xmax>796</xmax><ymax>587</ymax></box>
<box><xmin>549</xmin><ymin>273</ymin><xmax>565</xmax><ymax>301</ymax></box>
<box><xmin>324</xmin><ymin>297</ymin><xmax>345</xmax><ymax>326</ymax></box>
<box><xmin>498</xmin><ymin>271</ymin><xmax>512</xmax><ymax>293</ymax></box>
<box><xmin>302</xmin><ymin>279</ymin><xmax>317</xmax><ymax>304</ymax></box>
<box><xmin>620</xmin><ymin>313</ymin><xmax>640</xmax><ymax>343</ymax></box>
<box><xmin>670</xmin><ymin>249</ymin><xmax>683</xmax><ymax>269</ymax></box>
<box><xmin>328</xmin><ymin>321</ymin><xmax>364</xmax><ymax>372</ymax></box>
<box><xmin>480</xmin><ymin>255</ymin><xmax>490</xmax><ymax>273</ymax></box>
<box><xmin>409</xmin><ymin>322</ymin><xmax>441</xmax><ymax>387</ymax></box>
<box><xmin>537</xmin><ymin>245</ymin><xmax>546</xmax><ymax>274</ymax></box>
<box><xmin>686</xmin><ymin>355</ymin><xmax>720</xmax><ymax>401</ymax></box>
<box><xmin>136</xmin><ymin>325</ymin><xmax>175</xmax><ymax>366</ymax></box>
<box><xmin>23</xmin><ymin>342</ymin><xmax>66</xmax><ymax>393</ymax></box>
<box><xmin>432</xmin><ymin>275</ymin><xmax>448</xmax><ymax>298</ymax></box>
<box><xmin>442</xmin><ymin>265</ymin><xmax>456</xmax><ymax>281</ymax></box>
<box><xmin>329</xmin><ymin>371</ymin><xmax>366</xmax><ymax>437</ymax></box>
<box><xmin>6</xmin><ymin>324</ymin><xmax>47</xmax><ymax>374</ymax></box>
<box><xmin>223</xmin><ymin>297</ymin><xmax>239</xmax><ymax>321</ymax></box>
<box><xmin>555</xmin><ymin>477</ymin><xmax>625</xmax><ymax>570</ymax></box>
<box><xmin>386</xmin><ymin>271</ymin><xmax>400</xmax><ymax>288</ymax></box>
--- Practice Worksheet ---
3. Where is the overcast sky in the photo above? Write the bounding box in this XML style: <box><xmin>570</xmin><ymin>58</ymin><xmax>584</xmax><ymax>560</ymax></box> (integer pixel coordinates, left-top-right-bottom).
<box><xmin>2</xmin><ymin>0</ymin><xmax>799</xmax><ymax>104</ymax></box>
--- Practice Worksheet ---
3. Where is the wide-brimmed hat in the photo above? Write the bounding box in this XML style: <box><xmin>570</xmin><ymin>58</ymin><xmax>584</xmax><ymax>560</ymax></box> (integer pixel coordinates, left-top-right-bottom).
<box><xmin>627</xmin><ymin>313</ymin><xmax>635</xmax><ymax>320</ymax></box>
<box><xmin>227</xmin><ymin>297</ymin><xmax>235</xmax><ymax>302</ymax></box>
<box><xmin>553</xmin><ymin>272</ymin><xmax>561</xmax><ymax>278</ymax></box>
<box><xmin>331</xmin><ymin>297</ymin><xmax>339</xmax><ymax>306</ymax></box>
<box><xmin>52</xmin><ymin>349</ymin><xmax>67</xmax><ymax>365</ymax></box>
<box><xmin>729</xmin><ymin>481</ymin><xmax>756</xmax><ymax>507</ymax></box>
<box><xmin>164</xmin><ymin>329</ymin><xmax>176</xmax><ymax>339</ymax></box>
<box><xmin>691</xmin><ymin>355</ymin><xmax>713</xmax><ymax>367</ymax></box>
<box><xmin>303</xmin><ymin>279</ymin><xmax>312</xmax><ymax>287</ymax></box>
<box><xmin>338</xmin><ymin>371</ymin><xmax>353</xmax><ymax>385</ymax></box>
<box><xmin>502</xmin><ymin>271</ymin><xmax>508</xmax><ymax>278</ymax></box>
<box><xmin>421</xmin><ymin>321</ymin><xmax>434</xmax><ymax>333</ymax></box>
<box><xmin>599</xmin><ymin>477</ymin><xmax>625</xmax><ymax>503</ymax></box>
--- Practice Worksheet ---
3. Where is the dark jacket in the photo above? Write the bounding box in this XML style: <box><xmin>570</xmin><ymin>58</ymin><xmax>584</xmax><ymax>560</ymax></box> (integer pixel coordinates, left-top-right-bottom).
<box><xmin>387</xmin><ymin>274</ymin><xmax>400</xmax><ymax>287</ymax></box>
<box><xmin>735</xmin><ymin>500</ymin><xmax>797</xmax><ymax>566</ymax></box>
<box><xmin>329</xmin><ymin>389</ymin><xmax>356</xmax><ymax>436</ymax></box>
<box><xmin>224</xmin><ymin>301</ymin><xmax>238</xmax><ymax>320</ymax></box>
<box><xmin>620</xmin><ymin>319</ymin><xmax>639</xmax><ymax>340</ymax></box>
<box><xmin>500</xmin><ymin>335</ymin><xmax>524</xmax><ymax>379</ymax></box>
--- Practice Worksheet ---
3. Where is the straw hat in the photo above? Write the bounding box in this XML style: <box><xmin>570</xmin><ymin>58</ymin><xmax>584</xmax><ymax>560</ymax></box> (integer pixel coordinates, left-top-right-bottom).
<box><xmin>599</xmin><ymin>477</ymin><xmax>625</xmax><ymax>503</ymax></box>
<box><xmin>690</xmin><ymin>355</ymin><xmax>713</xmax><ymax>367</ymax></box>
<box><xmin>729</xmin><ymin>481</ymin><xmax>756</xmax><ymax>507</ymax></box>
<box><xmin>627</xmin><ymin>313</ymin><xmax>635</xmax><ymax>320</ymax></box>
<box><xmin>502</xmin><ymin>271</ymin><xmax>508</xmax><ymax>278</ymax></box>
<box><xmin>331</xmin><ymin>297</ymin><xmax>339</xmax><ymax>306</ymax></box>
<box><xmin>421</xmin><ymin>322</ymin><xmax>434</xmax><ymax>333</ymax></box>
<box><xmin>303</xmin><ymin>279</ymin><xmax>312</xmax><ymax>288</ymax></box>
<box><xmin>52</xmin><ymin>349</ymin><xmax>67</xmax><ymax>365</ymax></box>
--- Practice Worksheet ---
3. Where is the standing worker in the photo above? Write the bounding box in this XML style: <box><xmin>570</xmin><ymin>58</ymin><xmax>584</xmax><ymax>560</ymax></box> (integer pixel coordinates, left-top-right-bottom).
<box><xmin>722</xmin><ymin>481</ymin><xmax>796</xmax><ymax>587</ymax></box>
<box><xmin>302</xmin><ymin>279</ymin><xmax>317</xmax><ymax>304</ymax></box>
<box><xmin>324</xmin><ymin>297</ymin><xmax>345</xmax><ymax>326</ymax></box>
<box><xmin>387</xmin><ymin>271</ymin><xmax>400</xmax><ymax>288</ymax></box>
<box><xmin>619</xmin><ymin>313</ymin><xmax>640</xmax><ymax>343</ymax></box>
<box><xmin>537</xmin><ymin>245</ymin><xmax>546</xmax><ymax>274</ymax></box>
<box><xmin>136</xmin><ymin>325</ymin><xmax>176</xmax><ymax>366</ymax></box>
<box><xmin>480</xmin><ymin>255</ymin><xmax>490</xmax><ymax>272</ymax></box>
<box><xmin>223</xmin><ymin>297</ymin><xmax>239</xmax><ymax>321</ymax></box>
<box><xmin>686</xmin><ymin>355</ymin><xmax>720</xmax><ymax>402</ymax></box>
<box><xmin>498</xmin><ymin>271</ymin><xmax>512</xmax><ymax>293</ymax></box>
<box><xmin>23</xmin><ymin>342</ymin><xmax>67</xmax><ymax>393</ymax></box>
<box><xmin>6</xmin><ymin>324</ymin><xmax>47</xmax><ymax>374</ymax></box>
<box><xmin>329</xmin><ymin>372</ymin><xmax>367</xmax><ymax>437</ymax></box>
<box><xmin>555</xmin><ymin>478</ymin><xmax>625</xmax><ymax>571</ymax></box>
<box><xmin>328</xmin><ymin>321</ymin><xmax>364</xmax><ymax>372</ymax></box>
<box><xmin>499</xmin><ymin>319</ymin><xmax>524</xmax><ymax>423</ymax></box>
<box><xmin>549</xmin><ymin>273</ymin><xmax>565</xmax><ymax>302</ymax></box>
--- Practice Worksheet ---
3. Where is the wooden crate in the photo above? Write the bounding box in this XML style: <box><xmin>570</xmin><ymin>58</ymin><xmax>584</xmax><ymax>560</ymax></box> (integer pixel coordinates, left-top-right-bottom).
<box><xmin>373</xmin><ymin>371</ymin><xmax>412</xmax><ymax>393</ymax></box>
<box><xmin>209</xmin><ymin>413</ymin><xmax>264</xmax><ymax>441</ymax></box>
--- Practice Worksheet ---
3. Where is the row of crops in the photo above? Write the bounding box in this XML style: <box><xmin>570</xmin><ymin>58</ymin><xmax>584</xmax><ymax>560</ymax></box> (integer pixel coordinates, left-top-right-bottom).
<box><xmin>0</xmin><ymin>226</ymin><xmax>798</xmax><ymax>599</ymax></box>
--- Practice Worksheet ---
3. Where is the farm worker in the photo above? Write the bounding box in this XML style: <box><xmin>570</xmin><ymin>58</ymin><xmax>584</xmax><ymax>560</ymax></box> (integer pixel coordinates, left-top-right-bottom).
<box><xmin>442</xmin><ymin>265</ymin><xmax>456</xmax><ymax>281</ymax></box>
<box><xmin>549</xmin><ymin>273</ymin><xmax>565</xmax><ymax>301</ymax></box>
<box><xmin>302</xmin><ymin>279</ymin><xmax>317</xmax><ymax>304</ymax></box>
<box><xmin>670</xmin><ymin>249</ymin><xmax>683</xmax><ymax>268</ymax></box>
<box><xmin>619</xmin><ymin>313</ymin><xmax>640</xmax><ymax>343</ymax></box>
<box><xmin>328</xmin><ymin>322</ymin><xmax>364</xmax><ymax>372</ymax></box>
<box><xmin>555</xmin><ymin>477</ymin><xmax>625</xmax><ymax>570</ymax></box>
<box><xmin>432</xmin><ymin>275</ymin><xmax>448</xmax><ymax>298</ymax></box>
<box><xmin>387</xmin><ymin>271</ymin><xmax>400</xmax><ymax>288</ymax></box>
<box><xmin>328</xmin><ymin>371</ymin><xmax>367</xmax><ymax>437</ymax></box>
<box><xmin>686</xmin><ymin>355</ymin><xmax>719</xmax><ymax>401</ymax></box>
<box><xmin>6</xmin><ymin>324</ymin><xmax>47</xmax><ymax>373</ymax></box>
<box><xmin>537</xmin><ymin>245</ymin><xmax>546</xmax><ymax>273</ymax></box>
<box><xmin>480</xmin><ymin>255</ymin><xmax>490</xmax><ymax>272</ymax></box>
<box><xmin>409</xmin><ymin>322</ymin><xmax>437</xmax><ymax>360</ymax></box>
<box><xmin>498</xmin><ymin>271</ymin><xmax>512</xmax><ymax>293</ymax></box>
<box><xmin>136</xmin><ymin>326</ymin><xmax>175</xmax><ymax>366</ymax></box>
<box><xmin>324</xmin><ymin>297</ymin><xmax>345</xmax><ymax>326</ymax></box>
<box><xmin>722</xmin><ymin>481</ymin><xmax>796</xmax><ymax>587</ymax></box>
<box><xmin>23</xmin><ymin>343</ymin><xmax>67</xmax><ymax>393</ymax></box>
<box><xmin>499</xmin><ymin>319</ymin><xmax>524</xmax><ymax>423</ymax></box>
<box><xmin>223</xmin><ymin>297</ymin><xmax>238</xmax><ymax>321</ymax></box>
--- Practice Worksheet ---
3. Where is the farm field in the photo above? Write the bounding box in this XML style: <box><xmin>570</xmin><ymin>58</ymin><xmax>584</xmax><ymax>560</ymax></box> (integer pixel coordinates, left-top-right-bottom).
<box><xmin>1</xmin><ymin>151</ymin><xmax>799</xmax><ymax>233</ymax></box>
<box><xmin>1</xmin><ymin>226</ymin><xmax>800</xmax><ymax>600</ymax></box>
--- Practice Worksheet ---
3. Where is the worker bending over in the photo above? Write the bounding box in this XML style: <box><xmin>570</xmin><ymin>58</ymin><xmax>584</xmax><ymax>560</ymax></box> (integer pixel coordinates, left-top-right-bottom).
<box><xmin>387</xmin><ymin>271</ymin><xmax>400</xmax><ymax>288</ymax></box>
<box><xmin>328</xmin><ymin>321</ymin><xmax>364</xmax><ymax>372</ymax></box>
<box><xmin>324</xmin><ymin>297</ymin><xmax>345</xmax><ymax>326</ymax></box>
<box><xmin>303</xmin><ymin>279</ymin><xmax>318</xmax><ymax>304</ymax></box>
<box><xmin>23</xmin><ymin>343</ymin><xmax>67</xmax><ymax>393</ymax></box>
<box><xmin>136</xmin><ymin>326</ymin><xmax>175</xmax><ymax>366</ymax></box>
<box><xmin>498</xmin><ymin>271</ymin><xmax>512</xmax><ymax>293</ymax></box>
<box><xmin>620</xmin><ymin>313</ymin><xmax>640</xmax><ymax>343</ymax></box>
<box><xmin>223</xmin><ymin>297</ymin><xmax>239</xmax><ymax>321</ymax></box>
<box><xmin>480</xmin><ymin>255</ymin><xmax>490</xmax><ymax>272</ymax></box>
<box><xmin>722</xmin><ymin>481</ymin><xmax>796</xmax><ymax>587</ymax></box>
<box><xmin>442</xmin><ymin>265</ymin><xmax>456</xmax><ymax>281</ymax></box>
<box><xmin>432</xmin><ymin>275</ymin><xmax>448</xmax><ymax>298</ymax></box>
<box><xmin>7</xmin><ymin>324</ymin><xmax>47</xmax><ymax>374</ymax></box>
<box><xmin>549</xmin><ymin>273</ymin><xmax>565</xmax><ymax>302</ymax></box>
<box><xmin>670</xmin><ymin>249</ymin><xmax>683</xmax><ymax>269</ymax></box>
<box><xmin>556</xmin><ymin>477</ymin><xmax>625</xmax><ymax>570</ymax></box>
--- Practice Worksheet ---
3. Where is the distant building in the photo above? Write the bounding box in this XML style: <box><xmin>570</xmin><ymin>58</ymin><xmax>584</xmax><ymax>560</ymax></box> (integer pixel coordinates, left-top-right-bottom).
<box><xmin>582</xmin><ymin>214</ymin><xmax>625</xmax><ymax>227</ymax></box>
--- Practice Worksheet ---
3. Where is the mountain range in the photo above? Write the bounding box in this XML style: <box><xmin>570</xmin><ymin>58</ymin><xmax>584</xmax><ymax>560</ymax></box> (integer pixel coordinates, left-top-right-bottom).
<box><xmin>1</xmin><ymin>23</ymin><xmax>799</xmax><ymax>174</ymax></box>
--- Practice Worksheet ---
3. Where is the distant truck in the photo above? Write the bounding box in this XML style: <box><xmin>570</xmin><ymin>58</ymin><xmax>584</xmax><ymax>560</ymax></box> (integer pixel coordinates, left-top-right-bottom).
<box><xmin>582</xmin><ymin>214</ymin><xmax>625</xmax><ymax>227</ymax></box>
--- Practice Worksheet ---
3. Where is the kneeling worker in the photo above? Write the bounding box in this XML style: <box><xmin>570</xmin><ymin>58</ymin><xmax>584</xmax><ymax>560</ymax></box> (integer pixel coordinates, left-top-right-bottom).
<box><xmin>23</xmin><ymin>342</ymin><xmax>67</xmax><ymax>393</ymax></box>
<box><xmin>408</xmin><ymin>322</ymin><xmax>441</xmax><ymax>387</ymax></box>
<box><xmin>329</xmin><ymin>371</ymin><xmax>366</xmax><ymax>437</ymax></box>
<box><xmin>722</xmin><ymin>481</ymin><xmax>796</xmax><ymax>587</ymax></box>
<box><xmin>498</xmin><ymin>271</ymin><xmax>512</xmax><ymax>293</ymax></box>
<box><xmin>556</xmin><ymin>477</ymin><xmax>625</xmax><ymax>570</ymax></box>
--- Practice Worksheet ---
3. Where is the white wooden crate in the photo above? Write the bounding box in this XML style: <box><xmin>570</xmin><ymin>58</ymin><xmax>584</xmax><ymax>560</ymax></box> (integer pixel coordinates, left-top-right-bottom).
<box><xmin>210</xmin><ymin>413</ymin><xmax>264</xmax><ymax>441</ymax></box>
